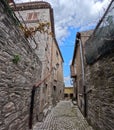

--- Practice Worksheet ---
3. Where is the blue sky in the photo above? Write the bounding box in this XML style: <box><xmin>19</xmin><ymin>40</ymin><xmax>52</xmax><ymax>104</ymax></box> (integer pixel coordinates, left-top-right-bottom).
<box><xmin>14</xmin><ymin>0</ymin><xmax>110</xmax><ymax>86</ymax></box>
<box><xmin>60</xmin><ymin>27</ymin><xmax>80</xmax><ymax>87</ymax></box>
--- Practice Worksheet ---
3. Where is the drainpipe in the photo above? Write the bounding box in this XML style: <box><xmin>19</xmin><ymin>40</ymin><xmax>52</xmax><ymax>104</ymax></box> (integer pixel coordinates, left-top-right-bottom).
<box><xmin>77</xmin><ymin>33</ymin><xmax>87</xmax><ymax>117</ymax></box>
<box><xmin>29</xmin><ymin>85</ymin><xmax>36</xmax><ymax>129</ymax></box>
<box><xmin>78</xmin><ymin>38</ymin><xmax>85</xmax><ymax>83</ymax></box>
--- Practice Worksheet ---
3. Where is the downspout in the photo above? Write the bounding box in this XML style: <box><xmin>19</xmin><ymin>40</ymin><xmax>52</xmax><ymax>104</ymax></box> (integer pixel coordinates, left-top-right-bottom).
<box><xmin>78</xmin><ymin>38</ymin><xmax>85</xmax><ymax>83</ymax></box>
<box><xmin>77</xmin><ymin>32</ymin><xmax>87</xmax><ymax>117</ymax></box>
<box><xmin>29</xmin><ymin>86</ymin><xmax>36</xmax><ymax>129</ymax></box>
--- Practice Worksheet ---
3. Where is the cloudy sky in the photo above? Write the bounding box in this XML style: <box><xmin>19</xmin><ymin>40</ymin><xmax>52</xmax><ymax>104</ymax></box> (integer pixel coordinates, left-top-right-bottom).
<box><xmin>15</xmin><ymin>0</ymin><xmax>110</xmax><ymax>86</ymax></box>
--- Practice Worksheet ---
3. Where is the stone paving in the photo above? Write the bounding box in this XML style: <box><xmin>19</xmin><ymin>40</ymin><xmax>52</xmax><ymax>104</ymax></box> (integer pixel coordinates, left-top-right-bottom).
<box><xmin>33</xmin><ymin>100</ymin><xmax>93</xmax><ymax>130</ymax></box>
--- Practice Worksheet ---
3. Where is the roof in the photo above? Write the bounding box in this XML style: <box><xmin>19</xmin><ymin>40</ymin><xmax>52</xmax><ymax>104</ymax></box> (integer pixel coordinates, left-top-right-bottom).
<box><xmin>71</xmin><ymin>30</ymin><xmax>93</xmax><ymax>65</ymax></box>
<box><xmin>12</xmin><ymin>1</ymin><xmax>51</xmax><ymax>10</ymax></box>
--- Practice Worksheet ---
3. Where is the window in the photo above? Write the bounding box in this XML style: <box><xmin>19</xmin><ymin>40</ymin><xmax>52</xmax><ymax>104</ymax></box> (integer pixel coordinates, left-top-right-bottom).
<box><xmin>70</xmin><ymin>94</ymin><xmax>73</xmax><ymax>98</ymax></box>
<box><xmin>56</xmin><ymin>51</ymin><xmax>58</xmax><ymax>57</ymax></box>
<box><xmin>45</xmin><ymin>44</ymin><xmax>48</xmax><ymax>51</ymax></box>
<box><xmin>64</xmin><ymin>94</ymin><xmax>68</xmax><ymax>98</ymax></box>
<box><xmin>53</xmin><ymin>86</ymin><xmax>56</xmax><ymax>91</ymax></box>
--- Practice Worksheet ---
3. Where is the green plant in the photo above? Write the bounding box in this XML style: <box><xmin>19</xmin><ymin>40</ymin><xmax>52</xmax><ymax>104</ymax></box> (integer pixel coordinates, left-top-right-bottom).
<box><xmin>12</xmin><ymin>54</ymin><xmax>20</xmax><ymax>64</ymax></box>
<box><xmin>19</xmin><ymin>22</ymin><xmax>50</xmax><ymax>38</ymax></box>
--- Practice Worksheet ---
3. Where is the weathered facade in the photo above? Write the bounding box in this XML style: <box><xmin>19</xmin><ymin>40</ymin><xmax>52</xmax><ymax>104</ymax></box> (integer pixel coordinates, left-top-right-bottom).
<box><xmin>12</xmin><ymin>1</ymin><xmax>54</xmax><ymax>113</ymax></box>
<box><xmin>0</xmin><ymin>0</ymin><xmax>42</xmax><ymax>130</ymax></box>
<box><xmin>12</xmin><ymin>1</ymin><xmax>64</xmax><ymax>111</ymax></box>
<box><xmin>51</xmin><ymin>38</ymin><xmax>64</xmax><ymax>104</ymax></box>
<box><xmin>70</xmin><ymin>30</ymin><xmax>93</xmax><ymax>114</ymax></box>
<box><xmin>0</xmin><ymin>0</ymin><xmax>64</xmax><ymax>130</ymax></box>
<box><xmin>71</xmin><ymin>1</ymin><xmax>114</xmax><ymax>130</ymax></box>
<box><xmin>64</xmin><ymin>87</ymin><xmax>74</xmax><ymax>99</ymax></box>
<box><xmin>85</xmin><ymin>51</ymin><xmax>114</xmax><ymax>130</ymax></box>
<box><xmin>84</xmin><ymin>1</ymin><xmax>114</xmax><ymax>129</ymax></box>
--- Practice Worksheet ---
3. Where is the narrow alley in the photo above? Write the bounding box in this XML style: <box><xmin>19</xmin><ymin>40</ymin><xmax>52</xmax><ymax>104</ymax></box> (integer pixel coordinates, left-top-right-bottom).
<box><xmin>33</xmin><ymin>100</ymin><xmax>93</xmax><ymax>130</ymax></box>
<box><xmin>0</xmin><ymin>0</ymin><xmax>114</xmax><ymax>130</ymax></box>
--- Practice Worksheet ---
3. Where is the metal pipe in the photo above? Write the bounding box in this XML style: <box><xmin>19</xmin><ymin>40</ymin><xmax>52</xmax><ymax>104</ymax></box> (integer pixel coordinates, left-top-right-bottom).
<box><xmin>77</xmin><ymin>38</ymin><xmax>85</xmax><ymax>85</ymax></box>
<box><xmin>84</xmin><ymin>85</ymin><xmax>87</xmax><ymax>117</ymax></box>
<box><xmin>77</xmin><ymin>33</ymin><xmax>87</xmax><ymax>117</ymax></box>
<box><xmin>29</xmin><ymin>85</ymin><xmax>36</xmax><ymax>129</ymax></box>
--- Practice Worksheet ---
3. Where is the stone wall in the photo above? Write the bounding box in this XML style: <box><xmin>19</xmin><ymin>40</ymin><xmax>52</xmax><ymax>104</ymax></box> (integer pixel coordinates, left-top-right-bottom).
<box><xmin>0</xmin><ymin>1</ymin><xmax>42</xmax><ymax>130</ymax></box>
<box><xmin>14</xmin><ymin>2</ymin><xmax>54</xmax><ymax>111</ymax></box>
<box><xmin>85</xmin><ymin>51</ymin><xmax>114</xmax><ymax>130</ymax></box>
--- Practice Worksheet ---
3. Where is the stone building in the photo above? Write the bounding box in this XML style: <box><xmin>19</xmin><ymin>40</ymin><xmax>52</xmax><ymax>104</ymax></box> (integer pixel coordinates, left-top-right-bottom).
<box><xmin>11</xmin><ymin>1</ymin><xmax>64</xmax><ymax>114</ymax></box>
<box><xmin>0</xmin><ymin>0</ymin><xmax>42</xmax><ymax>130</ymax></box>
<box><xmin>0</xmin><ymin>0</ymin><xmax>64</xmax><ymax>130</ymax></box>
<box><xmin>71</xmin><ymin>0</ymin><xmax>114</xmax><ymax>130</ymax></box>
<box><xmin>70</xmin><ymin>30</ymin><xmax>93</xmax><ymax>115</ymax></box>
<box><xmin>51</xmin><ymin>38</ymin><xmax>64</xmax><ymax>104</ymax></box>
<box><xmin>64</xmin><ymin>87</ymin><xmax>74</xmax><ymax>99</ymax></box>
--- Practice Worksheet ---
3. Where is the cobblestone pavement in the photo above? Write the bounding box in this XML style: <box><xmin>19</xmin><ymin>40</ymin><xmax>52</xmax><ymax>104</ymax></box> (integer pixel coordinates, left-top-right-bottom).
<box><xmin>33</xmin><ymin>100</ymin><xmax>93</xmax><ymax>130</ymax></box>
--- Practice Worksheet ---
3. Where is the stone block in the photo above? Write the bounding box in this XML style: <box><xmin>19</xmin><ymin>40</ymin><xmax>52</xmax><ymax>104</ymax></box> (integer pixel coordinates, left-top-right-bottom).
<box><xmin>3</xmin><ymin>102</ymin><xmax>15</xmax><ymax>115</ymax></box>
<box><xmin>85</xmin><ymin>52</ymin><xmax>114</xmax><ymax>130</ymax></box>
<box><xmin>5</xmin><ymin>112</ymin><xmax>20</xmax><ymax>125</ymax></box>
<box><xmin>9</xmin><ymin>119</ymin><xmax>21</xmax><ymax>130</ymax></box>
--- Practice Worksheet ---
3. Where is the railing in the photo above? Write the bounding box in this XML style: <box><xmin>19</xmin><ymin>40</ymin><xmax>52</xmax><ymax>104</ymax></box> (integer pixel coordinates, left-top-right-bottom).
<box><xmin>29</xmin><ymin>69</ymin><xmax>52</xmax><ymax>129</ymax></box>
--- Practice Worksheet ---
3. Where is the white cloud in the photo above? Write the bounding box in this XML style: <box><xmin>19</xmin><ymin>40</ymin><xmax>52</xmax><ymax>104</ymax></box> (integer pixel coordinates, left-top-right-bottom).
<box><xmin>64</xmin><ymin>60</ymin><xmax>72</xmax><ymax>66</ymax></box>
<box><xmin>64</xmin><ymin>76</ymin><xmax>72</xmax><ymax>87</ymax></box>
<box><xmin>68</xmin><ymin>59</ymin><xmax>72</xmax><ymax>66</ymax></box>
<box><xmin>14</xmin><ymin>0</ymin><xmax>110</xmax><ymax>44</ymax></box>
<box><xmin>44</xmin><ymin>0</ymin><xmax>110</xmax><ymax>45</ymax></box>
<box><xmin>55</xmin><ymin>24</ymin><xmax>69</xmax><ymax>45</ymax></box>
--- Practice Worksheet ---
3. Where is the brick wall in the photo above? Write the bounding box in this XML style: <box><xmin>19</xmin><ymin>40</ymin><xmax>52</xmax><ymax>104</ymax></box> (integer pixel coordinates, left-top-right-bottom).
<box><xmin>0</xmin><ymin>1</ymin><xmax>42</xmax><ymax>130</ymax></box>
<box><xmin>85</xmin><ymin>52</ymin><xmax>114</xmax><ymax>130</ymax></box>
